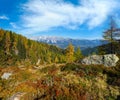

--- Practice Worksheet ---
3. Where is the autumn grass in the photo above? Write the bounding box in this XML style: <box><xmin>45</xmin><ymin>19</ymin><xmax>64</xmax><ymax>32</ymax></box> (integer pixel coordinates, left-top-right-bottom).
<box><xmin>0</xmin><ymin>63</ymin><xmax>120</xmax><ymax>100</ymax></box>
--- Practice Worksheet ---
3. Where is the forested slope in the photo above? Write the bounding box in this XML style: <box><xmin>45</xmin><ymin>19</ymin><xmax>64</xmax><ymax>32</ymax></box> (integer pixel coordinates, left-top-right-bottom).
<box><xmin>0</xmin><ymin>29</ymin><xmax>65</xmax><ymax>66</ymax></box>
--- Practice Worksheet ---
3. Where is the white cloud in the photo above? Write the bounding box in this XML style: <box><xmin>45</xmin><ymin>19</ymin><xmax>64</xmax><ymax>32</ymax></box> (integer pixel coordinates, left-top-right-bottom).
<box><xmin>20</xmin><ymin>0</ymin><xmax>119</xmax><ymax>33</ymax></box>
<box><xmin>10</xmin><ymin>22</ymin><xmax>18</xmax><ymax>29</ymax></box>
<box><xmin>0</xmin><ymin>15</ymin><xmax>9</xmax><ymax>20</ymax></box>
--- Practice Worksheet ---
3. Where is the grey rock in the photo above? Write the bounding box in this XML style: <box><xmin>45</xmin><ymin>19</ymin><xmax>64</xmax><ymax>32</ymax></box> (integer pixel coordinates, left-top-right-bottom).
<box><xmin>8</xmin><ymin>92</ymin><xmax>26</xmax><ymax>100</ymax></box>
<box><xmin>81</xmin><ymin>54</ymin><xmax>119</xmax><ymax>67</ymax></box>
<box><xmin>1</xmin><ymin>72</ymin><xmax>12</xmax><ymax>79</ymax></box>
<box><xmin>103</xmin><ymin>54</ymin><xmax>119</xmax><ymax>66</ymax></box>
<box><xmin>36</xmin><ymin>59</ymin><xmax>41</xmax><ymax>65</ymax></box>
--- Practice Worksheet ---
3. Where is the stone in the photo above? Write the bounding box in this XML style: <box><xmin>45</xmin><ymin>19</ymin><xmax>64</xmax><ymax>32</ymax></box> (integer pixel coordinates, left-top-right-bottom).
<box><xmin>81</xmin><ymin>54</ymin><xmax>119</xmax><ymax>67</ymax></box>
<box><xmin>8</xmin><ymin>92</ymin><xmax>26</xmax><ymax>100</ymax></box>
<box><xmin>36</xmin><ymin>59</ymin><xmax>41</xmax><ymax>65</ymax></box>
<box><xmin>1</xmin><ymin>72</ymin><xmax>12</xmax><ymax>79</ymax></box>
<box><xmin>103</xmin><ymin>54</ymin><xmax>119</xmax><ymax>66</ymax></box>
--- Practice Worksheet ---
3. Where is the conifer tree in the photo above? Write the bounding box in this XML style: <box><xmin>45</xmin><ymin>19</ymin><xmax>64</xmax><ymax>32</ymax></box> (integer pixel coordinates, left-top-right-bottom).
<box><xmin>74</xmin><ymin>47</ymin><xmax>83</xmax><ymax>62</ymax></box>
<box><xmin>103</xmin><ymin>17</ymin><xmax>120</xmax><ymax>54</ymax></box>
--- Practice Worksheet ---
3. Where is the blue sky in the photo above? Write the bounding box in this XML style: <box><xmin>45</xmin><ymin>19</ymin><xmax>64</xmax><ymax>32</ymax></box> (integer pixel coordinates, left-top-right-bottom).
<box><xmin>0</xmin><ymin>0</ymin><xmax>120</xmax><ymax>39</ymax></box>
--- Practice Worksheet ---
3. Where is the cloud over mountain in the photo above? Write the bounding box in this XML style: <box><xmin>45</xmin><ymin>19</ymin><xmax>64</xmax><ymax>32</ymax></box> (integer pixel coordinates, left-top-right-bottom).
<box><xmin>20</xmin><ymin>0</ymin><xmax>119</xmax><ymax>34</ymax></box>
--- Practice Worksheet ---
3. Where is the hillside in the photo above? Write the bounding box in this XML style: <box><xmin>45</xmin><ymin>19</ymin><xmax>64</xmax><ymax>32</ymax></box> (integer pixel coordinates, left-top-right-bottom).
<box><xmin>82</xmin><ymin>41</ymin><xmax>120</xmax><ymax>56</ymax></box>
<box><xmin>98</xmin><ymin>42</ymin><xmax>120</xmax><ymax>55</ymax></box>
<box><xmin>0</xmin><ymin>63</ymin><xmax>120</xmax><ymax>100</ymax></box>
<box><xmin>0</xmin><ymin>29</ymin><xmax>120</xmax><ymax>100</ymax></box>
<box><xmin>0</xmin><ymin>29</ymin><xmax>65</xmax><ymax>66</ymax></box>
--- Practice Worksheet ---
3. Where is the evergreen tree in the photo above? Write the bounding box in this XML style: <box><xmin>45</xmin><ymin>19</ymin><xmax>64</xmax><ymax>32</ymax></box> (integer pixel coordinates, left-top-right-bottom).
<box><xmin>74</xmin><ymin>47</ymin><xmax>83</xmax><ymax>62</ymax></box>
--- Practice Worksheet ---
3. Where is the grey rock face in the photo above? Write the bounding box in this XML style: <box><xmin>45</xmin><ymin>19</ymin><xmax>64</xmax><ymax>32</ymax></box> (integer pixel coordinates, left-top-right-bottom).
<box><xmin>81</xmin><ymin>54</ymin><xmax>119</xmax><ymax>67</ymax></box>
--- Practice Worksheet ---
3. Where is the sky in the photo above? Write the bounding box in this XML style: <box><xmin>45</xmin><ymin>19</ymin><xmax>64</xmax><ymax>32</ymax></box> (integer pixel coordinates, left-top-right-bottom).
<box><xmin>0</xmin><ymin>0</ymin><xmax>120</xmax><ymax>39</ymax></box>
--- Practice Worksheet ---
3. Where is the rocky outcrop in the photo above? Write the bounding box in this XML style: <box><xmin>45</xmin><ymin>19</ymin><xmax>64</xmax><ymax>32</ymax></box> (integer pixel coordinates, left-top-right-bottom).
<box><xmin>81</xmin><ymin>54</ymin><xmax>119</xmax><ymax>67</ymax></box>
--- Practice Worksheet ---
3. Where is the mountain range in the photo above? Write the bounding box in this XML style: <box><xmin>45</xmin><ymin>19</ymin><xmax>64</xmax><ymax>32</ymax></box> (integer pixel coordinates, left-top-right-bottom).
<box><xmin>31</xmin><ymin>36</ymin><xmax>106</xmax><ymax>50</ymax></box>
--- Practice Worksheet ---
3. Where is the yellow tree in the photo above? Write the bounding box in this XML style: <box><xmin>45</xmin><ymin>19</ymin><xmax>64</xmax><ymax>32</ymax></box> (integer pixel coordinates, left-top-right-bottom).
<box><xmin>4</xmin><ymin>31</ymin><xmax>11</xmax><ymax>54</ymax></box>
<box><xmin>65</xmin><ymin>44</ymin><xmax>74</xmax><ymax>63</ymax></box>
<box><xmin>55</xmin><ymin>56</ymin><xmax>59</xmax><ymax>63</ymax></box>
<box><xmin>0</xmin><ymin>29</ymin><xmax>4</xmax><ymax>42</ymax></box>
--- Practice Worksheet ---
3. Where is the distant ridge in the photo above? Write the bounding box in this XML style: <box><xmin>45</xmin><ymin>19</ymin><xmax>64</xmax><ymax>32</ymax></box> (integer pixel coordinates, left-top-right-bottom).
<box><xmin>31</xmin><ymin>36</ymin><xmax>107</xmax><ymax>50</ymax></box>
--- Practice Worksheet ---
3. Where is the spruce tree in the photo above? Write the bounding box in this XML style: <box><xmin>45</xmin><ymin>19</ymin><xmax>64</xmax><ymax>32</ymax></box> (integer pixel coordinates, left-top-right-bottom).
<box><xmin>74</xmin><ymin>47</ymin><xmax>83</xmax><ymax>62</ymax></box>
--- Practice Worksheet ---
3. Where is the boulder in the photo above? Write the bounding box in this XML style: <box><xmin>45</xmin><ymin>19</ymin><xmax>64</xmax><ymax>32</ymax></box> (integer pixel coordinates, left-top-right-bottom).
<box><xmin>81</xmin><ymin>54</ymin><xmax>119</xmax><ymax>67</ymax></box>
